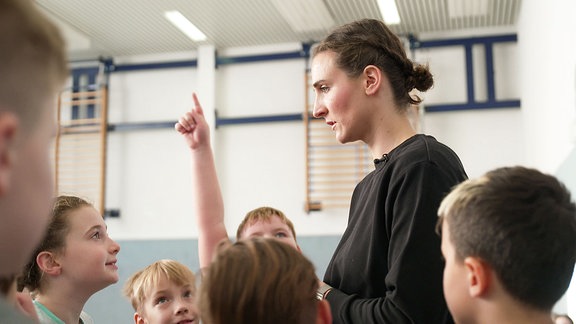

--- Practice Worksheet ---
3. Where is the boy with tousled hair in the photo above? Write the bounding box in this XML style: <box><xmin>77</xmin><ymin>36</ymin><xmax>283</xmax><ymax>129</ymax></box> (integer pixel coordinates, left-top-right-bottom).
<box><xmin>236</xmin><ymin>206</ymin><xmax>297</xmax><ymax>241</ymax></box>
<box><xmin>124</xmin><ymin>259</ymin><xmax>198</xmax><ymax>324</ymax></box>
<box><xmin>437</xmin><ymin>166</ymin><xmax>576</xmax><ymax>324</ymax></box>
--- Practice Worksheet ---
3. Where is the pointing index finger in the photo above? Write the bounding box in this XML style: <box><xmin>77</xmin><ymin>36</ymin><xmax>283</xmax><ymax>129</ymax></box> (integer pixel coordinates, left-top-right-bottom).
<box><xmin>192</xmin><ymin>92</ymin><xmax>204</xmax><ymax>116</ymax></box>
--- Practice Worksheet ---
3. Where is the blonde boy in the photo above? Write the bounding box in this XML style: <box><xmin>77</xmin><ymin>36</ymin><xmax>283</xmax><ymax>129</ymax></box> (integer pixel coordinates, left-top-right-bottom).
<box><xmin>124</xmin><ymin>260</ymin><xmax>198</xmax><ymax>324</ymax></box>
<box><xmin>437</xmin><ymin>166</ymin><xmax>576</xmax><ymax>324</ymax></box>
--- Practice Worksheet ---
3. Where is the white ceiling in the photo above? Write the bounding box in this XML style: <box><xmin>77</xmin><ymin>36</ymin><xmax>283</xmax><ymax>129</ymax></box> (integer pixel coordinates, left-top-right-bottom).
<box><xmin>37</xmin><ymin>0</ymin><xmax>522</xmax><ymax>61</ymax></box>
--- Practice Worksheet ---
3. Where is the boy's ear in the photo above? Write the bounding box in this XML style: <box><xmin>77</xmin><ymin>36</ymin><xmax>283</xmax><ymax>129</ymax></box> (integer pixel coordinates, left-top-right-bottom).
<box><xmin>464</xmin><ymin>256</ymin><xmax>490</xmax><ymax>298</ymax></box>
<box><xmin>134</xmin><ymin>312</ymin><xmax>145</xmax><ymax>324</ymax></box>
<box><xmin>0</xmin><ymin>112</ymin><xmax>19</xmax><ymax>197</ymax></box>
<box><xmin>36</xmin><ymin>251</ymin><xmax>62</xmax><ymax>276</ymax></box>
<box><xmin>316</xmin><ymin>299</ymin><xmax>332</xmax><ymax>324</ymax></box>
<box><xmin>363</xmin><ymin>65</ymin><xmax>382</xmax><ymax>96</ymax></box>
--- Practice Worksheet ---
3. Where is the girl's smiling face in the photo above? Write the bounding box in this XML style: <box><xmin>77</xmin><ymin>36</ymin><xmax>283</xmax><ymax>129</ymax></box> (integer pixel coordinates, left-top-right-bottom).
<box><xmin>56</xmin><ymin>206</ymin><xmax>120</xmax><ymax>293</ymax></box>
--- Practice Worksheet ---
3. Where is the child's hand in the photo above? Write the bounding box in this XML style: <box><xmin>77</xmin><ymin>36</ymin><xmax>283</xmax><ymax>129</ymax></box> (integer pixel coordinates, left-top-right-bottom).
<box><xmin>175</xmin><ymin>93</ymin><xmax>210</xmax><ymax>150</ymax></box>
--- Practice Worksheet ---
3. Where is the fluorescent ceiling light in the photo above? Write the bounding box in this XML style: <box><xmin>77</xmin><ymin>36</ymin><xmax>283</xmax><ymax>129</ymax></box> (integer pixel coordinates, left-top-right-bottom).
<box><xmin>271</xmin><ymin>0</ymin><xmax>334</xmax><ymax>33</ymax></box>
<box><xmin>164</xmin><ymin>10</ymin><xmax>207</xmax><ymax>42</ymax></box>
<box><xmin>377</xmin><ymin>0</ymin><xmax>401</xmax><ymax>25</ymax></box>
<box><xmin>447</xmin><ymin>0</ymin><xmax>489</xmax><ymax>18</ymax></box>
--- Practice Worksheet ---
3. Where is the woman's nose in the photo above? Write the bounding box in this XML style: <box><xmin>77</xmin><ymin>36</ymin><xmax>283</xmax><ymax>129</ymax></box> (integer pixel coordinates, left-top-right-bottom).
<box><xmin>313</xmin><ymin>100</ymin><xmax>327</xmax><ymax>118</ymax></box>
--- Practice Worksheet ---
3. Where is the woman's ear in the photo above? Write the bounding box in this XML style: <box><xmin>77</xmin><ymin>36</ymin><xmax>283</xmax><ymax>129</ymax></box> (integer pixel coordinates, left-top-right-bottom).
<box><xmin>316</xmin><ymin>299</ymin><xmax>332</xmax><ymax>324</ymax></box>
<box><xmin>0</xmin><ymin>112</ymin><xmax>18</xmax><ymax>196</ymax></box>
<box><xmin>363</xmin><ymin>65</ymin><xmax>382</xmax><ymax>96</ymax></box>
<box><xmin>36</xmin><ymin>251</ymin><xmax>62</xmax><ymax>276</ymax></box>
<box><xmin>464</xmin><ymin>256</ymin><xmax>491</xmax><ymax>298</ymax></box>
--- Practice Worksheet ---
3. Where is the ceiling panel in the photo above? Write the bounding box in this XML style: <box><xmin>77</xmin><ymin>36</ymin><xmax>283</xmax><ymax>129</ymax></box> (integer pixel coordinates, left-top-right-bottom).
<box><xmin>36</xmin><ymin>0</ymin><xmax>522</xmax><ymax>60</ymax></box>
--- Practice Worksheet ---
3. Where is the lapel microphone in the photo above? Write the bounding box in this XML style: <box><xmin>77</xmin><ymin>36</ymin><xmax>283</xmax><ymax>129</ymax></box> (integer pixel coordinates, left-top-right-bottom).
<box><xmin>374</xmin><ymin>153</ymin><xmax>389</xmax><ymax>165</ymax></box>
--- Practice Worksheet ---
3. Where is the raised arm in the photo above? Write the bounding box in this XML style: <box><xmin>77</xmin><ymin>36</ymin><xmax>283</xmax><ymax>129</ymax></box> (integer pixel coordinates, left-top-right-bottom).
<box><xmin>175</xmin><ymin>93</ymin><xmax>229</xmax><ymax>268</ymax></box>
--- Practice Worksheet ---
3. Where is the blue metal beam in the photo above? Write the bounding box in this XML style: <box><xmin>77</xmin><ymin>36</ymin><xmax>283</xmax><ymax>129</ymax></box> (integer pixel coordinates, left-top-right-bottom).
<box><xmin>215</xmin><ymin>113</ymin><xmax>303</xmax><ymax>128</ymax></box>
<box><xmin>464</xmin><ymin>44</ymin><xmax>475</xmax><ymax>103</ymax></box>
<box><xmin>426</xmin><ymin>100</ymin><xmax>521</xmax><ymax>112</ymax></box>
<box><xmin>411</xmin><ymin>34</ymin><xmax>517</xmax><ymax>49</ymax></box>
<box><xmin>411</xmin><ymin>34</ymin><xmax>519</xmax><ymax>112</ymax></box>
<box><xmin>108</xmin><ymin>121</ymin><xmax>177</xmax><ymax>132</ymax></box>
<box><xmin>216</xmin><ymin>49</ymin><xmax>309</xmax><ymax>66</ymax></box>
<box><xmin>60</xmin><ymin>121</ymin><xmax>177</xmax><ymax>134</ymax></box>
<box><xmin>61</xmin><ymin>113</ymin><xmax>306</xmax><ymax>133</ymax></box>
<box><xmin>485</xmin><ymin>43</ymin><xmax>496</xmax><ymax>102</ymax></box>
<box><xmin>92</xmin><ymin>43</ymin><xmax>313</xmax><ymax>73</ymax></box>
<box><xmin>110</xmin><ymin>60</ymin><xmax>198</xmax><ymax>72</ymax></box>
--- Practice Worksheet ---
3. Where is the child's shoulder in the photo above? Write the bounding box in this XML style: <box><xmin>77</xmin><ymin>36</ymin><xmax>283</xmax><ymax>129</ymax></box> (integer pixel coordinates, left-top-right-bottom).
<box><xmin>33</xmin><ymin>301</ymin><xmax>63</xmax><ymax>324</ymax></box>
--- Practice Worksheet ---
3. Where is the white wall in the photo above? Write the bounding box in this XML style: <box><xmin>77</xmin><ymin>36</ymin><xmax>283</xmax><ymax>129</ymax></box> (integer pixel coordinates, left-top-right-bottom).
<box><xmin>424</xmin><ymin>108</ymin><xmax>524</xmax><ymax>178</ymax></box>
<box><xmin>519</xmin><ymin>0</ymin><xmax>576</xmax><ymax>172</ymax></box>
<box><xmin>415</xmin><ymin>39</ymin><xmax>524</xmax><ymax>178</ymax></box>
<box><xmin>105</xmin><ymin>52</ymin><xmax>200</xmax><ymax>239</ymax></box>
<box><xmin>519</xmin><ymin>0</ymin><xmax>576</xmax><ymax>317</ymax></box>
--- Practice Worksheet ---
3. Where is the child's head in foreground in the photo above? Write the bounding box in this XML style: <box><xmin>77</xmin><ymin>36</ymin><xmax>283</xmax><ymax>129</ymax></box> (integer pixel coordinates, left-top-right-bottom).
<box><xmin>198</xmin><ymin>238</ymin><xmax>331</xmax><ymax>324</ymax></box>
<box><xmin>0</xmin><ymin>0</ymin><xmax>68</xmax><ymax>277</ymax></box>
<box><xmin>236</xmin><ymin>206</ymin><xmax>299</xmax><ymax>250</ymax></box>
<box><xmin>124</xmin><ymin>259</ymin><xmax>198</xmax><ymax>324</ymax></box>
<box><xmin>437</xmin><ymin>166</ymin><xmax>576</xmax><ymax>323</ymax></box>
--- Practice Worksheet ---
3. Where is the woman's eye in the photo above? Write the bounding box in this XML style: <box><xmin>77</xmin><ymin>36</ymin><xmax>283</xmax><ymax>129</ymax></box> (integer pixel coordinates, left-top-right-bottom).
<box><xmin>91</xmin><ymin>232</ymin><xmax>101</xmax><ymax>239</ymax></box>
<box><xmin>275</xmin><ymin>232</ymin><xmax>287</xmax><ymax>238</ymax></box>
